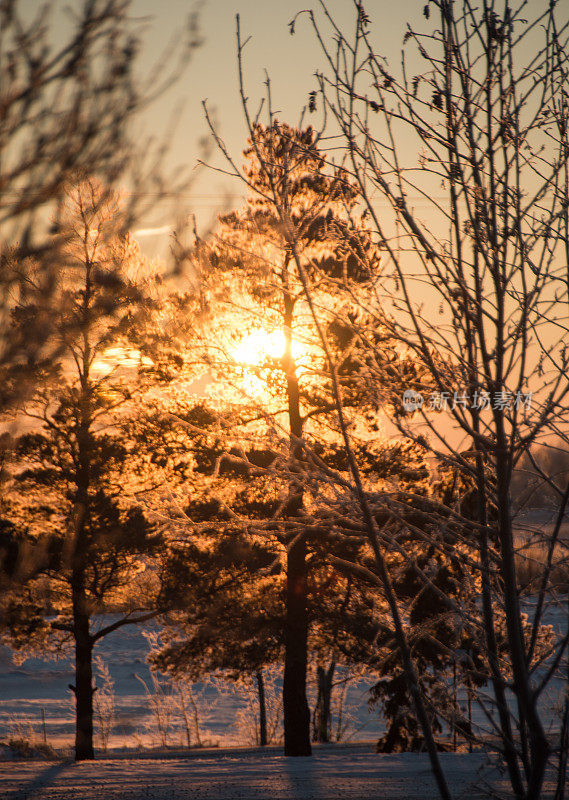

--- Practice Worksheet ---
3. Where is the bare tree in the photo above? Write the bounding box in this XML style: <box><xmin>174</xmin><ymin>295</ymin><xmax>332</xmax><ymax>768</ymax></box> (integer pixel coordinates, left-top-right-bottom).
<box><xmin>279</xmin><ymin>1</ymin><xmax>569</xmax><ymax>798</ymax></box>
<box><xmin>200</xmin><ymin>1</ymin><xmax>569</xmax><ymax>797</ymax></box>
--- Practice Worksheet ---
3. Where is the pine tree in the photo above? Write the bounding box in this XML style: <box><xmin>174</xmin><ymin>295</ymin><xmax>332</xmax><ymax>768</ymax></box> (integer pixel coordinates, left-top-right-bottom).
<box><xmin>197</xmin><ymin>122</ymin><xmax>391</xmax><ymax>755</ymax></box>
<box><xmin>0</xmin><ymin>0</ymin><xmax>201</xmax><ymax>399</ymax></box>
<box><xmin>0</xmin><ymin>180</ymin><xmax>165</xmax><ymax>760</ymax></box>
<box><xmin>143</xmin><ymin>122</ymin><xmax>445</xmax><ymax>756</ymax></box>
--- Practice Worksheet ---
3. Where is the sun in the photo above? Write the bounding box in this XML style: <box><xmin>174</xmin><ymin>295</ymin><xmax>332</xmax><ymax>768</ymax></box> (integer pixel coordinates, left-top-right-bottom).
<box><xmin>233</xmin><ymin>329</ymin><xmax>304</xmax><ymax>366</ymax></box>
<box><xmin>230</xmin><ymin>328</ymin><xmax>306</xmax><ymax>398</ymax></box>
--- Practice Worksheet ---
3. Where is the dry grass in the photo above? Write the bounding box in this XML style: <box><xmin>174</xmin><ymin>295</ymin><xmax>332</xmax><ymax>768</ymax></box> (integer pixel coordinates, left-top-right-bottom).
<box><xmin>2</xmin><ymin>720</ymin><xmax>59</xmax><ymax>760</ymax></box>
<box><xmin>514</xmin><ymin>527</ymin><xmax>569</xmax><ymax>593</ymax></box>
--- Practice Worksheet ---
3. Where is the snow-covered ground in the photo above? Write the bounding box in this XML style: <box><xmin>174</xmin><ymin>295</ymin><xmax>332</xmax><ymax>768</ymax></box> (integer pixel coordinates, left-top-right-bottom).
<box><xmin>0</xmin><ymin>558</ymin><xmax>566</xmax><ymax>798</ymax></box>
<box><xmin>1</xmin><ymin>597</ymin><xmax>567</xmax><ymax>752</ymax></box>
<box><xmin>0</xmin><ymin>745</ymin><xmax>517</xmax><ymax>800</ymax></box>
<box><xmin>3</xmin><ymin>605</ymin><xmax>568</xmax><ymax>752</ymax></box>
<box><xmin>0</xmin><ymin>621</ymin><xmax>384</xmax><ymax>750</ymax></box>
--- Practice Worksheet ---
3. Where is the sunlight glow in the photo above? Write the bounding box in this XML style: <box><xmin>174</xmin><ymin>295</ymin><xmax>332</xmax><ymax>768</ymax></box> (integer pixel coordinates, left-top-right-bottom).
<box><xmin>230</xmin><ymin>329</ymin><xmax>306</xmax><ymax>398</ymax></box>
<box><xmin>233</xmin><ymin>329</ymin><xmax>304</xmax><ymax>366</ymax></box>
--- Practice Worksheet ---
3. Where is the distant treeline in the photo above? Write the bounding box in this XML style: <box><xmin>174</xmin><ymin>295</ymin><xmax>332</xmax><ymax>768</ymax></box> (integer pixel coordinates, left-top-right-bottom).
<box><xmin>512</xmin><ymin>442</ymin><xmax>569</xmax><ymax>508</ymax></box>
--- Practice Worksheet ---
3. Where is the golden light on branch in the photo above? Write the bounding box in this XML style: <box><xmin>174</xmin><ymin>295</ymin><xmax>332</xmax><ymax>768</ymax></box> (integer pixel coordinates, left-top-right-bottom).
<box><xmin>91</xmin><ymin>346</ymin><xmax>154</xmax><ymax>379</ymax></box>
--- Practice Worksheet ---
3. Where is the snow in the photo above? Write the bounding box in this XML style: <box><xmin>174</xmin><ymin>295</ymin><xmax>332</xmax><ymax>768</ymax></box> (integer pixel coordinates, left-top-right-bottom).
<box><xmin>0</xmin><ymin>601</ymin><xmax>566</xmax><ymax>798</ymax></box>
<box><xmin>2</xmin><ymin>605</ymin><xmax>567</xmax><ymax>751</ymax></box>
<box><xmin>0</xmin><ymin>621</ymin><xmax>383</xmax><ymax>749</ymax></box>
<box><xmin>0</xmin><ymin>746</ymin><xmax>511</xmax><ymax>800</ymax></box>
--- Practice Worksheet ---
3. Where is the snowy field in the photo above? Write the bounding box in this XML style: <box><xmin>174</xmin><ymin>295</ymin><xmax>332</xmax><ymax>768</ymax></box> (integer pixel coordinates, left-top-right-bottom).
<box><xmin>1</xmin><ymin>599</ymin><xmax>566</xmax><ymax>752</ymax></box>
<box><xmin>0</xmin><ymin>621</ymin><xmax>384</xmax><ymax>750</ymax></box>
<box><xmin>0</xmin><ymin>510</ymin><xmax>566</xmax><ymax>753</ymax></box>
<box><xmin>0</xmin><ymin>746</ymin><xmax>522</xmax><ymax>800</ymax></box>
<box><xmin>0</xmin><ymin>512</ymin><xmax>566</xmax><ymax>798</ymax></box>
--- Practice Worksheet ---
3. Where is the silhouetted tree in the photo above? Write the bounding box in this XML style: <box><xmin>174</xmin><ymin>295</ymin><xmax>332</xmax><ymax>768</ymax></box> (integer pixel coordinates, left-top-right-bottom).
<box><xmin>195</xmin><ymin>117</ymin><xmax>408</xmax><ymax>754</ymax></box>
<box><xmin>0</xmin><ymin>181</ymin><xmax>167</xmax><ymax>760</ymax></box>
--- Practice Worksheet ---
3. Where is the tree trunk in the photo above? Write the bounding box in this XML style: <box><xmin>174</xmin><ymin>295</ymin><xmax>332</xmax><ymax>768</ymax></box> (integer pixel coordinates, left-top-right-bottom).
<box><xmin>313</xmin><ymin>662</ymin><xmax>335</xmax><ymax>743</ymax></box>
<box><xmin>495</xmin><ymin>443</ymin><xmax>550</xmax><ymax>797</ymax></box>
<box><xmin>283</xmin><ymin>535</ymin><xmax>311</xmax><ymax>756</ymax></box>
<box><xmin>256</xmin><ymin>670</ymin><xmax>267</xmax><ymax>747</ymax></box>
<box><xmin>282</xmin><ymin>287</ymin><xmax>311</xmax><ymax>757</ymax></box>
<box><xmin>71</xmin><ymin>491</ymin><xmax>94</xmax><ymax>761</ymax></box>
<box><xmin>73</xmin><ymin>605</ymin><xmax>94</xmax><ymax>760</ymax></box>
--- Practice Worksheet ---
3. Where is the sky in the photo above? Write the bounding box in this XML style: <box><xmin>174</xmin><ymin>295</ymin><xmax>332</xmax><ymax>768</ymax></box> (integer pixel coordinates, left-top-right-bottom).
<box><xmin>19</xmin><ymin>0</ymin><xmax>565</xmax><ymax>449</ymax></box>
<box><xmin>127</xmin><ymin>0</ymin><xmax>425</xmax><ymax>247</ymax></box>
<box><xmin>29</xmin><ymin>0</ymin><xmax>558</xmax><ymax>250</ymax></box>
<box><xmin>22</xmin><ymin>0</ymin><xmax>452</xmax><ymax>254</ymax></box>
<box><xmin>126</xmin><ymin>0</ymin><xmax>566</xmax><ymax>451</ymax></box>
